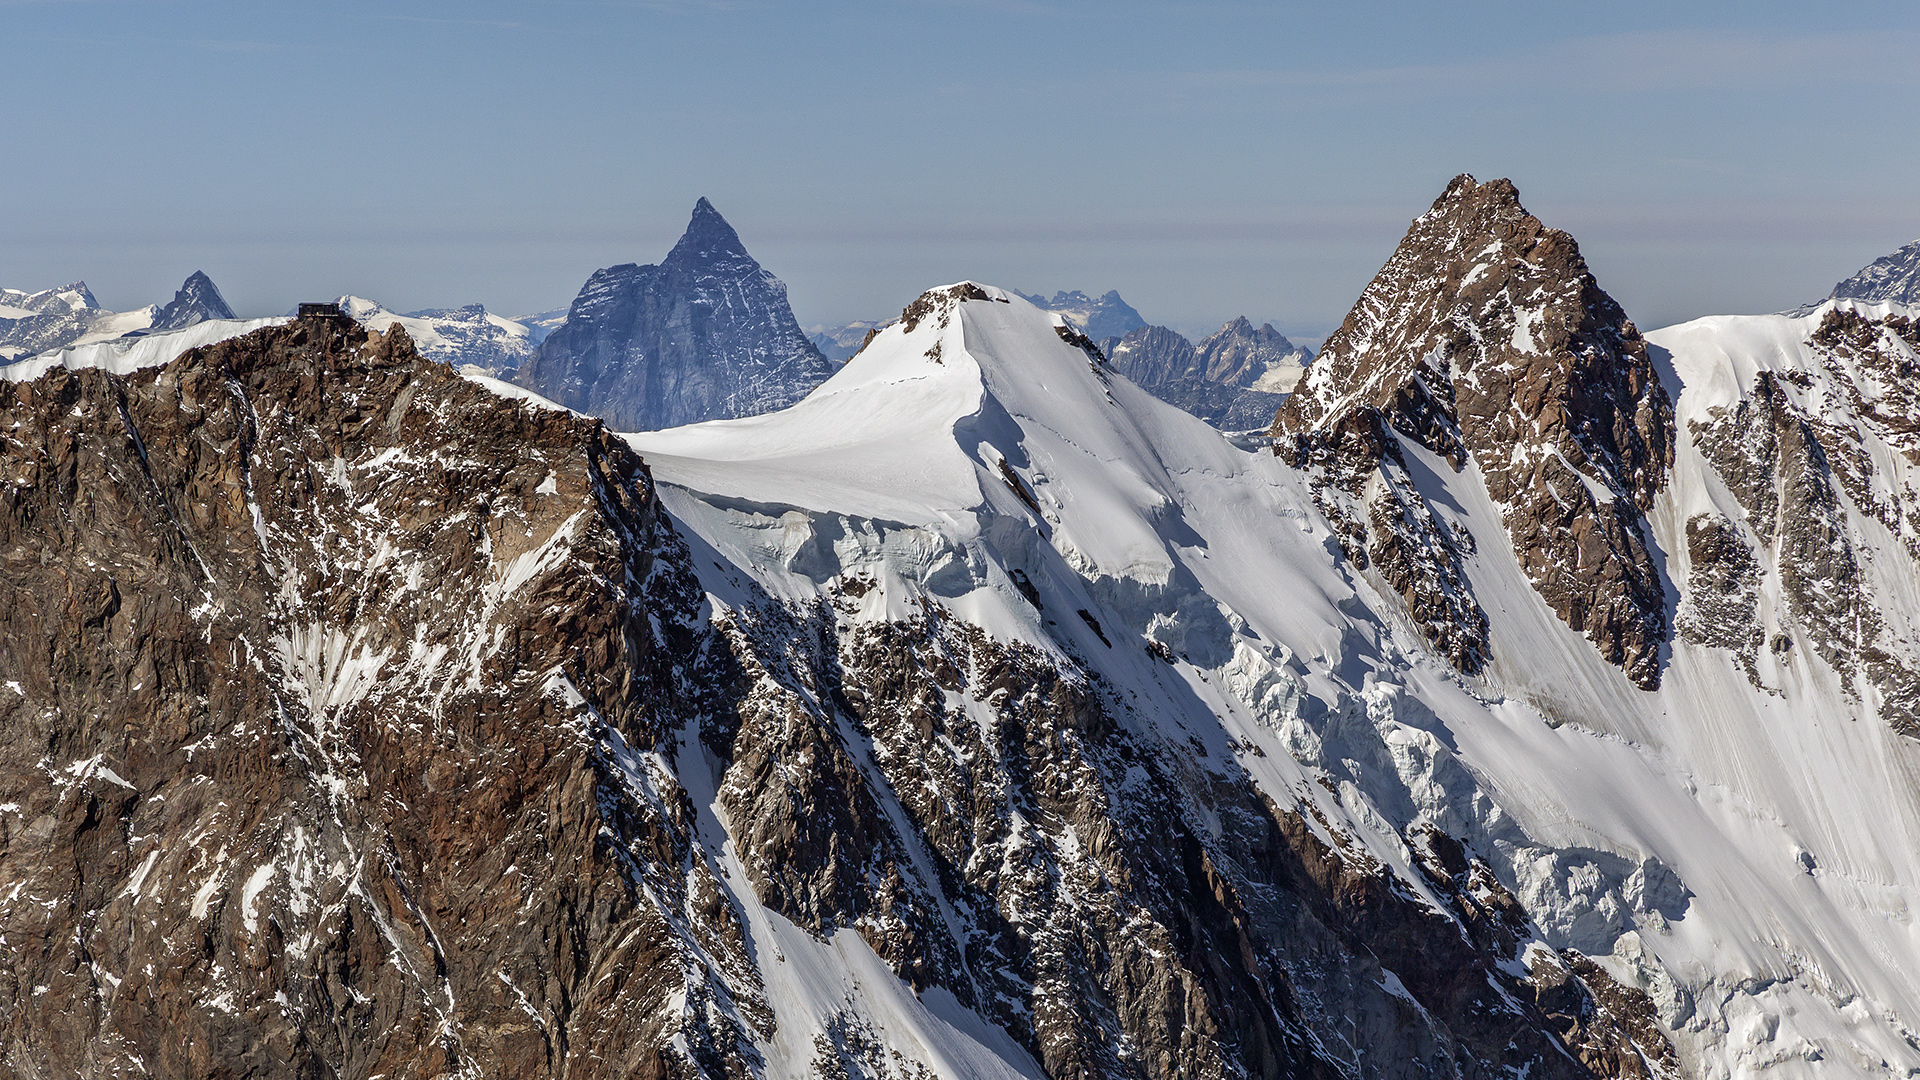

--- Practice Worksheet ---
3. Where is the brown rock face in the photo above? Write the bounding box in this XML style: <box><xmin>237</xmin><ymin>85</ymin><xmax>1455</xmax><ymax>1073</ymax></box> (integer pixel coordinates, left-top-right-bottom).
<box><xmin>1273</xmin><ymin>175</ymin><xmax>1674</xmax><ymax>688</ymax></box>
<box><xmin>0</xmin><ymin>318</ymin><xmax>763</xmax><ymax>1078</ymax></box>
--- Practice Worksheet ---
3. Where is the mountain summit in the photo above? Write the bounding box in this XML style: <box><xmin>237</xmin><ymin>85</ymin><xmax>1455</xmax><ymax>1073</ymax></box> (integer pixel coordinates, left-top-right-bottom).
<box><xmin>513</xmin><ymin>198</ymin><xmax>834</xmax><ymax>430</ymax></box>
<box><xmin>151</xmin><ymin>270</ymin><xmax>237</xmax><ymax>331</ymax></box>
<box><xmin>1275</xmin><ymin>174</ymin><xmax>1673</xmax><ymax>686</ymax></box>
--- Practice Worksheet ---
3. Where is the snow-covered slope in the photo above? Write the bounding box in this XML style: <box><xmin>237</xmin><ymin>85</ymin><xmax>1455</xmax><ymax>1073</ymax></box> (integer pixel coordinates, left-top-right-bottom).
<box><xmin>0</xmin><ymin>315</ymin><xmax>287</xmax><ymax>382</ymax></box>
<box><xmin>626</xmin><ymin>274</ymin><xmax>1920</xmax><ymax>1078</ymax></box>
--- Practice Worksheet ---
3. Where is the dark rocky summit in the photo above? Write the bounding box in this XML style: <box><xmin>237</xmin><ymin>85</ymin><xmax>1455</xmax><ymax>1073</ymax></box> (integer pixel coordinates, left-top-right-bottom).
<box><xmin>151</xmin><ymin>270</ymin><xmax>238</xmax><ymax>332</ymax></box>
<box><xmin>1273</xmin><ymin>175</ymin><xmax>1674</xmax><ymax>688</ymax></box>
<box><xmin>0</xmin><ymin>312</ymin><xmax>1671</xmax><ymax>1076</ymax></box>
<box><xmin>514</xmin><ymin>198</ymin><xmax>835</xmax><ymax>430</ymax></box>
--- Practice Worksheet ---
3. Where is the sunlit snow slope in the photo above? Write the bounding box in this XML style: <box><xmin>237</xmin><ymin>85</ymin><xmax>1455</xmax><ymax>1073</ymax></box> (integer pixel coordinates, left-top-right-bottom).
<box><xmin>627</xmin><ymin>283</ymin><xmax>1920</xmax><ymax>1079</ymax></box>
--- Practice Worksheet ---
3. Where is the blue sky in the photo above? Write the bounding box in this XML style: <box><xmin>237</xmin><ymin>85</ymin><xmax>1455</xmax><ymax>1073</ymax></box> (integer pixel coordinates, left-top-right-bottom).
<box><xmin>4</xmin><ymin>0</ymin><xmax>1918</xmax><ymax>339</ymax></box>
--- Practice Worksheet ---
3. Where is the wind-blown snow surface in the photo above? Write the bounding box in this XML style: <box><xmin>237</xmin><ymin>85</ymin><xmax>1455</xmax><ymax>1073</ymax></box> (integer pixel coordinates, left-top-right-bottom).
<box><xmin>619</xmin><ymin>285</ymin><xmax>1920</xmax><ymax>1079</ymax></box>
<box><xmin>0</xmin><ymin>316</ymin><xmax>287</xmax><ymax>382</ymax></box>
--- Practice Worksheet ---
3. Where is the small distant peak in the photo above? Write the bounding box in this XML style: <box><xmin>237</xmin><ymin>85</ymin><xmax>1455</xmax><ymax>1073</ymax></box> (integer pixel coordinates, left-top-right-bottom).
<box><xmin>154</xmin><ymin>270</ymin><xmax>237</xmax><ymax>330</ymax></box>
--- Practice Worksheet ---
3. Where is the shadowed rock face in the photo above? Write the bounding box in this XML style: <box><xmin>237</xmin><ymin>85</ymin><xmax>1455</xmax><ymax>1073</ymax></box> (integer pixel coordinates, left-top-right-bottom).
<box><xmin>152</xmin><ymin>270</ymin><xmax>237</xmax><ymax>331</ymax></box>
<box><xmin>1273</xmin><ymin>175</ymin><xmax>1674</xmax><ymax>689</ymax></box>
<box><xmin>514</xmin><ymin>197</ymin><xmax>835</xmax><ymax>431</ymax></box>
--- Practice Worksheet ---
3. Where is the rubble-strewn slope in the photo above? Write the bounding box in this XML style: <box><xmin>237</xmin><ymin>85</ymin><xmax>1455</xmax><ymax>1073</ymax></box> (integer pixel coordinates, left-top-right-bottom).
<box><xmin>1274</xmin><ymin>175</ymin><xmax>1672</xmax><ymax>687</ymax></box>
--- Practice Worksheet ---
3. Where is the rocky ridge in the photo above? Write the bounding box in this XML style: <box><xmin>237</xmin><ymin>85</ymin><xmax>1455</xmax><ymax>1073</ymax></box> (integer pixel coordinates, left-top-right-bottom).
<box><xmin>1819</xmin><ymin>239</ymin><xmax>1920</xmax><ymax>309</ymax></box>
<box><xmin>514</xmin><ymin>198</ymin><xmax>835</xmax><ymax>431</ymax></box>
<box><xmin>1273</xmin><ymin>175</ymin><xmax>1673</xmax><ymax>688</ymax></box>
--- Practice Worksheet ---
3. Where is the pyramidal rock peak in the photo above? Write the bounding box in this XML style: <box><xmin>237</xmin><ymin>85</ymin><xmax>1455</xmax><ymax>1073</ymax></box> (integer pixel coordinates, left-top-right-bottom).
<box><xmin>1275</xmin><ymin>174</ymin><xmax>1672</xmax><ymax>686</ymax></box>
<box><xmin>514</xmin><ymin>197</ymin><xmax>835</xmax><ymax>430</ymax></box>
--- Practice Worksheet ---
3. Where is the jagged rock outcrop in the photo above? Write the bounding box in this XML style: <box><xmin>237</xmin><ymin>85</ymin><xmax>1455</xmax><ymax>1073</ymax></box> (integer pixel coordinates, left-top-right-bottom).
<box><xmin>0</xmin><ymin>316</ymin><xmax>764</xmax><ymax>1078</ymax></box>
<box><xmin>1274</xmin><ymin>175</ymin><xmax>1674</xmax><ymax>688</ymax></box>
<box><xmin>151</xmin><ymin>270</ymin><xmax>237</xmax><ymax>332</ymax></box>
<box><xmin>1683</xmin><ymin>308</ymin><xmax>1920</xmax><ymax>734</ymax></box>
<box><xmin>514</xmin><ymin>198</ymin><xmax>835</xmax><ymax>430</ymax></box>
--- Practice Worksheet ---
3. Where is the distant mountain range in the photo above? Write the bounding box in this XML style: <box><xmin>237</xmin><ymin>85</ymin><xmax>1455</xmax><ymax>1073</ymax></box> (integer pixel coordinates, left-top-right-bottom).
<box><xmin>0</xmin><ymin>271</ymin><xmax>235</xmax><ymax>362</ymax></box>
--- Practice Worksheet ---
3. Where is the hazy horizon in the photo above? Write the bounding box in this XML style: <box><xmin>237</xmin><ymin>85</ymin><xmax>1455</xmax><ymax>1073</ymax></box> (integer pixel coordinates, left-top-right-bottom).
<box><xmin>5</xmin><ymin>0</ymin><xmax>1918</xmax><ymax>339</ymax></box>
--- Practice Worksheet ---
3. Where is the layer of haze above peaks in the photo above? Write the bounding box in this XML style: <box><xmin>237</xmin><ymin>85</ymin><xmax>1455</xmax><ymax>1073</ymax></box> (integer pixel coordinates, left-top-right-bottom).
<box><xmin>3</xmin><ymin>0</ymin><xmax>1916</xmax><ymax>337</ymax></box>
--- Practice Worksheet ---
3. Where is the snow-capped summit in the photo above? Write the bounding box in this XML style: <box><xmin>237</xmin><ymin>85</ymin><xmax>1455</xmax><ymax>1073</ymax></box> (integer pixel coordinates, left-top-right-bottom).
<box><xmin>514</xmin><ymin>197</ymin><xmax>835</xmax><ymax>431</ymax></box>
<box><xmin>1197</xmin><ymin>315</ymin><xmax>1309</xmax><ymax>392</ymax></box>
<box><xmin>0</xmin><ymin>281</ymin><xmax>105</xmax><ymax>361</ymax></box>
<box><xmin>1</xmin><ymin>270</ymin><xmax>246</xmax><ymax>361</ymax></box>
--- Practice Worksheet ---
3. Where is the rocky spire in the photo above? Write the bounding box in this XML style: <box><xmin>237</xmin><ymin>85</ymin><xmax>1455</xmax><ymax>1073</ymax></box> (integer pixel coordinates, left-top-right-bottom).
<box><xmin>513</xmin><ymin>198</ymin><xmax>834</xmax><ymax>431</ymax></box>
<box><xmin>1274</xmin><ymin>175</ymin><xmax>1674</xmax><ymax>688</ymax></box>
<box><xmin>152</xmin><ymin>270</ymin><xmax>237</xmax><ymax>331</ymax></box>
